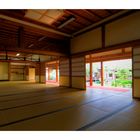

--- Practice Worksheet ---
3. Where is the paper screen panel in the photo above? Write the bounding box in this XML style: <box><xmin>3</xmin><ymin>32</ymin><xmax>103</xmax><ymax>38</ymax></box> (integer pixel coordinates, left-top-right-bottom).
<box><xmin>72</xmin><ymin>57</ymin><xmax>85</xmax><ymax>77</ymax></box>
<box><xmin>59</xmin><ymin>59</ymin><xmax>69</xmax><ymax>76</ymax></box>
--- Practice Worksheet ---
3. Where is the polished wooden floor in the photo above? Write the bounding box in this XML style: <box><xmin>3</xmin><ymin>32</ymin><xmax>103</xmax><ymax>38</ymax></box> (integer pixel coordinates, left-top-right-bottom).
<box><xmin>0</xmin><ymin>81</ymin><xmax>139</xmax><ymax>130</ymax></box>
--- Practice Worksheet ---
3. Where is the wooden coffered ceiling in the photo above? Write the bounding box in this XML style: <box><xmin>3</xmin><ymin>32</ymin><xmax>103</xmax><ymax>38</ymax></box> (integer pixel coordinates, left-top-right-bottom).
<box><xmin>0</xmin><ymin>9</ymin><xmax>136</xmax><ymax>59</ymax></box>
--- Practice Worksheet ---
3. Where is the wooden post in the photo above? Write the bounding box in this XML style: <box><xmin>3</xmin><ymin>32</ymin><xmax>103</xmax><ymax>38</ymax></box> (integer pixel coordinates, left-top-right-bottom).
<box><xmin>48</xmin><ymin>67</ymin><xmax>50</xmax><ymax>81</ymax></box>
<box><xmin>90</xmin><ymin>55</ymin><xmax>92</xmax><ymax>86</ymax></box>
<box><xmin>101</xmin><ymin>61</ymin><xmax>104</xmax><ymax>86</ymax></box>
<box><xmin>69</xmin><ymin>57</ymin><xmax>72</xmax><ymax>88</ymax></box>
<box><xmin>56</xmin><ymin>62</ymin><xmax>58</xmax><ymax>83</ymax></box>
<box><xmin>8</xmin><ymin>62</ymin><xmax>11</xmax><ymax>81</ymax></box>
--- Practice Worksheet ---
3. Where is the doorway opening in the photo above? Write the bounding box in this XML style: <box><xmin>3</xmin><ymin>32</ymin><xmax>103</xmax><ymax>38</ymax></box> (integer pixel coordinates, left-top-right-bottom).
<box><xmin>46</xmin><ymin>61</ymin><xmax>59</xmax><ymax>85</ymax></box>
<box><xmin>29</xmin><ymin>68</ymin><xmax>35</xmax><ymax>82</ymax></box>
<box><xmin>85</xmin><ymin>47</ymin><xmax>132</xmax><ymax>94</ymax></box>
<box><xmin>103</xmin><ymin>59</ymin><xmax>132</xmax><ymax>88</ymax></box>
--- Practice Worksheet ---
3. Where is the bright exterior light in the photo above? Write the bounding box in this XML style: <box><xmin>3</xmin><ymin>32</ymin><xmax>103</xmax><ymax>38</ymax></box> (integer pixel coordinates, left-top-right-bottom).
<box><xmin>16</xmin><ymin>53</ymin><xmax>20</xmax><ymax>56</ymax></box>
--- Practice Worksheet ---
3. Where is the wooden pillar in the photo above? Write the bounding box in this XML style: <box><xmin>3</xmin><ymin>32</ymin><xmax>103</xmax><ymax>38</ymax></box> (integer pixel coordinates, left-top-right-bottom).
<box><xmin>101</xmin><ymin>61</ymin><xmax>104</xmax><ymax>86</ymax></box>
<box><xmin>56</xmin><ymin>62</ymin><xmax>58</xmax><ymax>82</ymax></box>
<box><xmin>48</xmin><ymin>67</ymin><xmax>50</xmax><ymax>81</ymax></box>
<box><xmin>90</xmin><ymin>55</ymin><xmax>92</xmax><ymax>86</ymax></box>
<box><xmin>69</xmin><ymin>57</ymin><xmax>72</xmax><ymax>88</ymax></box>
<box><xmin>8</xmin><ymin>62</ymin><xmax>11</xmax><ymax>81</ymax></box>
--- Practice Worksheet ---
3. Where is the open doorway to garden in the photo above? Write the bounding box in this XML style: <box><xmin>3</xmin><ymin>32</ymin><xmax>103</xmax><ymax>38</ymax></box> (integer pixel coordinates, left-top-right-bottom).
<box><xmin>103</xmin><ymin>59</ymin><xmax>132</xmax><ymax>88</ymax></box>
<box><xmin>85</xmin><ymin>47</ymin><xmax>132</xmax><ymax>95</ymax></box>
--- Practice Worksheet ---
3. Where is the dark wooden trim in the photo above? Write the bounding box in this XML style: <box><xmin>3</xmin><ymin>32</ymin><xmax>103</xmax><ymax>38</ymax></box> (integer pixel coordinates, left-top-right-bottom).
<box><xmin>106</xmin><ymin>10</ymin><xmax>113</xmax><ymax>15</ymax></box>
<box><xmin>69</xmin><ymin>57</ymin><xmax>72</xmax><ymax>88</ymax></box>
<box><xmin>133</xmin><ymin>53</ymin><xmax>140</xmax><ymax>56</ymax></box>
<box><xmin>133</xmin><ymin>77</ymin><xmax>140</xmax><ymax>79</ymax></box>
<box><xmin>133</xmin><ymin>61</ymin><xmax>140</xmax><ymax>63</ymax></box>
<box><xmin>87</xmin><ymin>10</ymin><xmax>103</xmax><ymax>19</ymax></box>
<box><xmin>64</xmin><ymin>10</ymin><xmax>93</xmax><ymax>23</ymax></box>
<box><xmin>90</xmin><ymin>55</ymin><xmax>92</xmax><ymax>86</ymax></box>
<box><xmin>8</xmin><ymin>62</ymin><xmax>11</xmax><ymax>81</ymax></box>
<box><xmin>56</xmin><ymin>63</ymin><xmax>59</xmax><ymax>83</ymax></box>
<box><xmin>86</xmin><ymin>52</ymin><xmax>132</xmax><ymax>63</ymax></box>
<box><xmin>0</xmin><ymin>59</ymin><xmax>36</xmax><ymax>64</ymax></box>
<box><xmin>0</xmin><ymin>47</ymin><xmax>67</xmax><ymax>56</ymax></box>
<box><xmin>72</xmin><ymin>76</ymin><xmax>85</xmax><ymax>77</ymax></box>
<box><xmin>84</xmin><ymin>56</ymin><xmax>86</xmax><ymax>89</ymax></box>
<box><xmin>133</xmin><ymin>97</ymin><xmax>140</xmax><ymax>99</ymax></box>
<box><xmin>132</xmin><ymin>47</ymin><xmax>135</xmax><ymax>98</ymax></box>
<box><xmin>83</xmin><ymin>10</ymin><xmax>102</xmax><ymax>20</ymax></box>
<box><xmin>133</xmin><ymin>68</ymin><xmax>140</xmax><ymax>70</ymax></box>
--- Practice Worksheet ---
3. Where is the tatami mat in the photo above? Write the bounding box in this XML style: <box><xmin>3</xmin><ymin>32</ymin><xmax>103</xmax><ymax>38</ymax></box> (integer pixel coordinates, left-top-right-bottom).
<box><xmin>0</xmin><ymin>81</ymin><xmax>138</xmax><ymax>130</ymax></box>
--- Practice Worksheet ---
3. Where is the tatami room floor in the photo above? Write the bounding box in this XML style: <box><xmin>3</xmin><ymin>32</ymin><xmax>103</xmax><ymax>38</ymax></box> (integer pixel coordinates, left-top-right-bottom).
<box><xmin>0</xmin><ymin>81</ymin><xmax>140</xmax><ymax>131</ymax></box>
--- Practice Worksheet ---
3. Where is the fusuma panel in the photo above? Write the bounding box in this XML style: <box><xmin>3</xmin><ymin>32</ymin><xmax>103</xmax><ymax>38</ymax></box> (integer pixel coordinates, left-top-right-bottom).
<box><xmin>133</xmin><ymin>46</ymin><xmax>140</xmax><ymax>98</ymax></box>
<box><xmin>71</xmin><ymin>56</ymin><xmax>86</xmax><ymax>89</ymax></box>
<box><xmin>59</xmin><ymin>58</ymin><xmax>70</xmax><ymax>87</ymax></box>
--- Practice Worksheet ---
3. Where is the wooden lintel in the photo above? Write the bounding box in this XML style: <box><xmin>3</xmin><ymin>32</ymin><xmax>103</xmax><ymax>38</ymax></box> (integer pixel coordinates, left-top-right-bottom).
<box><xmin>89</xmin><ymin>55</ymin><xmax>92</xmax><ymax>86</ymax></box>
<box><xmin>0</xmin><ymin>47</ymin><xmax>67</xmax><ymax>57</ymax></box>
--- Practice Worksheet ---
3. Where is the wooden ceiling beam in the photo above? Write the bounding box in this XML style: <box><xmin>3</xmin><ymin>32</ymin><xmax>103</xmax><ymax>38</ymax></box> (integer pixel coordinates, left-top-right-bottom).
<box><xmin>64</xmin><ymin>10</ymin><xmax>93</xmax><ymax>24</ymax></box>
<box><xmin>0</xmin><ymin>46</ymin><xmax>67</xmax><ymax>56</ymax></box>
<box><xmin>0</xmin><ymin>42</ymin><xmax>67</xmax><ymax>56</ymax></box>
<box><xmin>26</xmin><ymin>36</ymin><xmax>48</xmax><ymax>49</ymax></box>
<box><xmin>0</xmin><ymin>14</ymin><xmax>71</xmax><ymax>37</ymax></box>
<box><xmin>86</xmin><ymin>10</ymin><xmax>103</xmax><ymax>19</ymax></box>
<box><xmin>105</xmin><ymin>10</ymin><xmax>113</xmax><ymax>15</ymax></box>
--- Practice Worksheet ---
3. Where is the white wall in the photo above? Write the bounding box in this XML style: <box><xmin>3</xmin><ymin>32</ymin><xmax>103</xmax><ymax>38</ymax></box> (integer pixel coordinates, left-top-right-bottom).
<box><xmin>0</xmin><ymin>62</ymin><xmax>9</xmax><ymax>80</ymax></box>
<box><xmin>71</xmin><ymin>11</ymin><xmax>140</xmax><ymax>54</ymax></box>
<box><xmin>106</xmin><ymin>11</ymin><xmax>140</xmax><ymax>46</ymax></box>
<box><xmin>71</xmin><ymin>28</ymin><xmax>102</xmax><ymax>54</ymax></box>
<box><xmin>29</xmin><ymin>68</ymin><xmax>35</xmax><ymax>81</ymax></box>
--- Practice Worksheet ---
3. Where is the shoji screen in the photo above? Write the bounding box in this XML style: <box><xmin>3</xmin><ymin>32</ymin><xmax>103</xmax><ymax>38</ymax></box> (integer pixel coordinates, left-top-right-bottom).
<box><xmin>71</xmin><ymin>56</ymin><xmax>86</xmax><ymax>89</ymax></box>
<box><xmin>59</xmin><ymin>58</ymin><xmax>70</xmax><ymax>87</ymax></box>
<box><xmin>133</xmin><ymin>46</ymin><xmax>140</xmax><ymax>98</ymax></box>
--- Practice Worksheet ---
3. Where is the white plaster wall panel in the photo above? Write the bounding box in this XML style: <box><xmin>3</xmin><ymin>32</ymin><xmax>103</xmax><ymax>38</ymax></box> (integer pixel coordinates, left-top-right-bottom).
<box><xmin>59</xmin><ymin>59</ymin><xmax>69</xmax><ymax>76</ymax></box>
<box><xmin>106</xmin><ymin>12</ymin><xmax>140</xmax><ymax>46</ymax></box>
<box><xmin>71</xmin><ymin>28</ymin><xmax>102</xmax><ymax>54</ymax></box>
<box><xmin>0</xmin><ymin>62</ymin><xmax>9</xmax><ymax>80</ymax></box>
<box><xmin>72</xmin><ymin>57</ymin><xmax>85</xmax><ymax>77</ymax></box>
